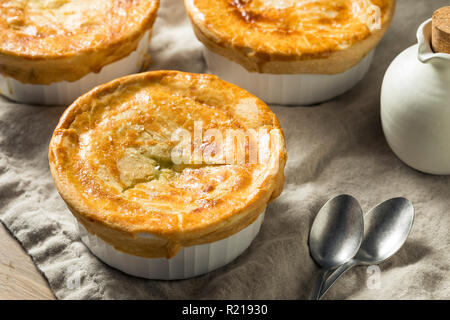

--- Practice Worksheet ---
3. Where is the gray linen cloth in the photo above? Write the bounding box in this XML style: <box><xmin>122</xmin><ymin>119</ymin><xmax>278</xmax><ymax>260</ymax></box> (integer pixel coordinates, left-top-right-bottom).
<box><xmin>0</xmin><ymin>0</ymin><xmax>449</xmax><ymax>299</ymax></box>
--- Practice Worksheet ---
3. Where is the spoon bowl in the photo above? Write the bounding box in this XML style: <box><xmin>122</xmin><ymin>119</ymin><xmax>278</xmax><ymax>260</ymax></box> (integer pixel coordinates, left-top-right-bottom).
<box><xmin>309</xmin><ymin>194</ymin><xmax>364</xmax><ymax>299</ymax></box>
<box><xmin>356</xmin><ymin>197</ymin><xmax>415</xmax><ymax>264</ymax></box>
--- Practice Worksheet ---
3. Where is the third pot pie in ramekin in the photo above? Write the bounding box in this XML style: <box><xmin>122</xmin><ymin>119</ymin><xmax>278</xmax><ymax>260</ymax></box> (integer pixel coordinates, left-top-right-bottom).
<box><xmin>49</xmin><ymin>70</ymin><xmax>286</xmax><ymax>279</ymax></box>
<box><xmin>0</xmin><ymin>0</ymin><xmax>159</xmax><ymax>105</ymax></box>
<box><xmin>185</xmin><ymin>0</ymin><xmax>395</xmax><ymax>105</ymax></box>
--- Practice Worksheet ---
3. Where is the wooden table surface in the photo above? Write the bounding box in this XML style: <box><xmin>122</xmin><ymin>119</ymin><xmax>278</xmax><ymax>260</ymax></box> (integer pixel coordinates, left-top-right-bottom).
<box><xmin>0</xmin><ymin>223</ymin><xmax>55</xmax><ymax>300</ymax></box>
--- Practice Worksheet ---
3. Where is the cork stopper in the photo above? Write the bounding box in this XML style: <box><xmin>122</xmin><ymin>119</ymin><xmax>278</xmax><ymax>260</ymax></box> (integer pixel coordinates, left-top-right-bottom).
<box><xmin>432</xmin><ymin>6</ymin><xmax>450</xmax><ymax>54</ymax></box>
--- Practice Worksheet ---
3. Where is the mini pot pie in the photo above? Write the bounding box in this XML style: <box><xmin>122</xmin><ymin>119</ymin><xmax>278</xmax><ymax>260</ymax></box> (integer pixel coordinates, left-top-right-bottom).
<box><xmin>0</xmin><ymin>0</ymin><xmax>159</xmax><ymax>105</ymax></box>
<box><xmin>49</xmin><ymin>70</ymin><xmax>286</xmax><ymax>279</ymax></box>
<box><xmin>185</xmin><ymin>0</ymin><xmax>395</xmax><ymax>105</ymax></box>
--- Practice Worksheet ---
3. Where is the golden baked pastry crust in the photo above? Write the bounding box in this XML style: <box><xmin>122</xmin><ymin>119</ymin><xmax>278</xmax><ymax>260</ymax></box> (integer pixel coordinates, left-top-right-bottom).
<box><xmin>0</xmin><ymin>0</ymin><xmax>159</xmax><ymax>84</ymax></box>
<box><xmin>185</xmin><ymin>0</ymin><xmax>395</xmax><ymax>74</ymax></box>
<box><xmin>49</xmin><ymin>70</ymin><xmax>286</xmax><ymax>258</ymax></box>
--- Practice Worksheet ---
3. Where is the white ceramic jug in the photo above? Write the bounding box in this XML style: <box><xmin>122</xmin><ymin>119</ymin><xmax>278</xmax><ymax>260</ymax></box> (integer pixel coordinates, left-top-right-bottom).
<box><xmin>381</xmin><ymin>19</ymin><xmax>450</xmax><ymax>174</ymax></box>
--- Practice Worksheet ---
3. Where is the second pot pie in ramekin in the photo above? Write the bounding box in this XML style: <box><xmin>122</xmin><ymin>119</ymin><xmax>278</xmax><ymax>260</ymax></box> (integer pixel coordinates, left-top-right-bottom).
<box><xmin>0</xmin><ymin>0</ymin><xmax>159</xmax><ymax>105</ymax></box>
<box><xmin>49</xmin><ymin>70</ymin><xmax>286</xmax><ymax>279</ymax></box>
<box><xmin>185</xmin><ymin>0</ymin><xmax>395</xmax><ymax>105</ymax></box>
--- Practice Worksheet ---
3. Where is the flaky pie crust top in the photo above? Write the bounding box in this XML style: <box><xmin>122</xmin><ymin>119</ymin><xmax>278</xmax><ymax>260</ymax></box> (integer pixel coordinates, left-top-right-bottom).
<box><xmin>49</xmin><ymin>70</ymin><xmax>286</xmax><ymax>258</ymax></box>
<box><xmin>0</xmin><ymin>0</ymin><xmax>159</xmax><ymax>84</ymax></box>
<box><xmin>185</xmin><ymin>0</ymin><xmax>395</xmax><ymax>73</ymax></box>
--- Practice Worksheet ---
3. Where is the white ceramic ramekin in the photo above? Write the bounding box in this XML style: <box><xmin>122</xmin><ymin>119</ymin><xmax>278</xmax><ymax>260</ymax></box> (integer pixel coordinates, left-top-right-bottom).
<box><xmin>203</xmin><ymin>47</ymin><xmax>375</xmax><ymax>105</ymax></box>
<box><xmin>0</xmin><ymin>30</ymin><xmax>152</xmax><ymax>106</ymax></box>
<box><xmin>77</xmin><ymin>210</ymin><xmax>265</xmax><ymax>280</ymax></box>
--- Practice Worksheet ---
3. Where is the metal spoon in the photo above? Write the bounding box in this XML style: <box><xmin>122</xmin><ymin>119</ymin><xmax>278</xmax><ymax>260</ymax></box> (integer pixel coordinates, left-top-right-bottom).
<box><xmin>318</xmin><ymin>197</ymin><xmax>414</xmax><ymax>299</ymax></box>
<box><xmin>309</xmin><ymin>194</ymin><xmax>364</xmax><ymax>300</ymax></box>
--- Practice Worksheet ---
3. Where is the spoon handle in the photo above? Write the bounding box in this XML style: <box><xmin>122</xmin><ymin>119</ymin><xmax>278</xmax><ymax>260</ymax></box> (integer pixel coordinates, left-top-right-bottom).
<box><xmin>318</xmin><ymin>260</ymin><xmax>358</xmax><ymax>299</ymax></box>
<box><xmin>311</xmin><ymin>269</ymin><xmax>330</xmax><ymax>300</ymax></box>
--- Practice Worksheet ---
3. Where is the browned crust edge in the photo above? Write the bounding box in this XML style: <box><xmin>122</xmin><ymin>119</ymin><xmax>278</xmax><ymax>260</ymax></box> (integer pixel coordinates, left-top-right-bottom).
<box><xmin>185</xmin><ymin>0</ymin><xmax>395</xmax><ymax>74</ymax></box>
